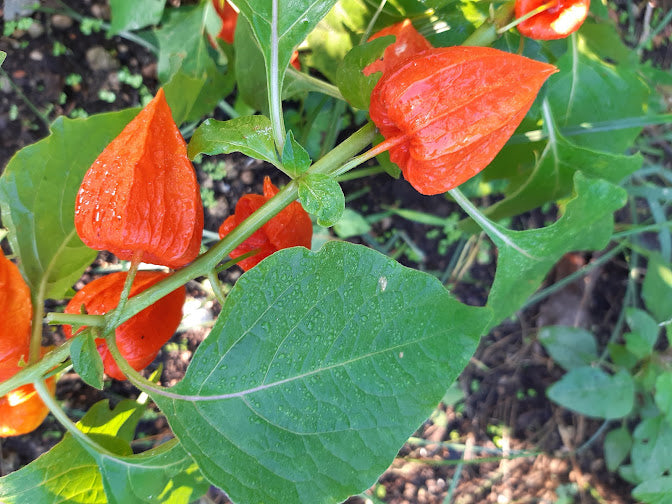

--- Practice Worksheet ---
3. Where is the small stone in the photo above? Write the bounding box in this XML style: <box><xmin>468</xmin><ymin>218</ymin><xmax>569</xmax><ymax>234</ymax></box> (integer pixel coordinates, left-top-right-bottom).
<box><xmin>51</xmin><ymin>14</ymin><xmax>74</xmax><ymax>30</ymax></box>
<box><xmin>86</xmin><ymin>46</ymin><xmax>119</xmax><ymax>71</ymax></box>
<box><xmin>29</xmin><ymin>50</ymin><xmax>43</xmax><ymax>61</ymax></box>
<box><xmin>240</xmin><ymin>170</ymin><xmax>254</xmax><ymax>185</ymax></box>
<box><xmin>90</xmin><ymin>3</ymin><xmax>110</xmax><ymax>20</ymax></box>
<box><xmin>27</xmin><ymin>21</ymin><xmax>44</xmax><ymax>38</ymax></box>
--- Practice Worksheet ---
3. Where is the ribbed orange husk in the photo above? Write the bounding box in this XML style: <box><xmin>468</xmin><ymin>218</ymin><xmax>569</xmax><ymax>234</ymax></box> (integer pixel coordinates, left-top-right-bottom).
<box><xmin>369</xmin><ymin>46</ymin><xmax>557</xmax><ymax>195</ymax></box>
<box><xmin>0</xmin><ymin>251</ymin><xmax>31</xmax><ymax>378</ymax></box>
<box><xmin>75</xmin><ymin>88</ymin><xmax>203</xmax><ymax>268</ymax></box>
<box><xmin>213</xmin><ymin>0</ymin><xmax>238</xmax><ymax>44</ymax></box>
<box><xmin>218</xmin><ymin>177</ymin><xmax>313</xmax><ymax>271</ymax></box>
<box><xmin>0</xmin><ymin>377</ymin><xmax>56</xmax><ymax>438</ymax></box>
<box><xmin>363</xmin><ymin>19</ymin><xmax>432</xmax><ymax>77</ymax></box>
<box><xmin>516</xmin><ymin>0</ymin><xmax>590</xmax><ymax>40</ymax></box>
<box><xmin>63</xmin><ymin>271</ymin><xmax>186</xmax><ymax>381</ymax></box>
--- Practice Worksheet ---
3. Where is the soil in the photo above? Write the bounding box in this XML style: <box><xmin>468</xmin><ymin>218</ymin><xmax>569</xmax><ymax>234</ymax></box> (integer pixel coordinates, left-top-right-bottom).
<box><xmin>0</xmin><ymin>1</ymin><xmax>669</xmax><ymax>503</ymax></box>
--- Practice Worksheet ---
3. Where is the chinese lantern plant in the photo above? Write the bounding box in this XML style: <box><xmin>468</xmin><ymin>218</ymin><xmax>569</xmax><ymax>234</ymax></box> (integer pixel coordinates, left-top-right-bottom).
<box><xmin>0</xmin><ymin>1</ymin><xmax>654</xmax><ymax>503</ymax></box>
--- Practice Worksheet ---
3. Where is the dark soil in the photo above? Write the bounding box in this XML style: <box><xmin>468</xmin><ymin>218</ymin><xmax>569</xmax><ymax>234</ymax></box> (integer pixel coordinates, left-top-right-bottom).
<box><xmin>0</xmin><ymin>1</ymin><xmax>668</xmax><ymax>503</ymax></box>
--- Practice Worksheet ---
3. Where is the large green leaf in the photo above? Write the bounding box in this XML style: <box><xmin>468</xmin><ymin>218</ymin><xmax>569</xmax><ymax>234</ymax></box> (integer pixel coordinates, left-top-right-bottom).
<box><xmin>0</xmin><ymin>109</ymin><xmax>138</xmax><ymax>300</ymax></box>
<box><xmin>485</xmin><ymin>173</ymin><xmax>627</xmax><ymax>326</ymax></box>
<box><xmin>545</xmin><ymin>36</ymin><xmax>649</xmax><ymax>153</ymax></box>
<box><xmin>108</xmin><ymin>0</ymin><xmax>165</xmax><ymax>34</ymax></box>
<box><xmin>0</xmin><ymin>400</ymin><xmax>207</xmax><ymax>504</ymax></box>
<box><xmin>150</xmin><ymin>241</ymin><xmax>489</xmax><ymax>504</ymax></box>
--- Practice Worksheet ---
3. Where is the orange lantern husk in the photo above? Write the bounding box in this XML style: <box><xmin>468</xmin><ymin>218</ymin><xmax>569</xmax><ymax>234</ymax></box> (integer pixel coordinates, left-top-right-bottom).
<box><xmin>515</xmin><ymin>0</ymin><xmax>590</xmax><ymax>40</ymax></box>
<box><xmin>218</xmin><ymin>177</ymin><xmax>313</xmax><ymax>271</ymax></box>
<box><xmin>0</xmin><ymin>248</ymin><xmax>55</xmax><ymax>438</ymax></box>
<box><xmin>363</xmin><ymin>19</ymin><xmax>432</xmax><ymax>77</ymax></box>
<box><xmin>75</xmin><ymin>88</ymin><xmax>203</xmax><ymax>269</ymax></box>
<box><xmin>213</xmin><ymin>0</ymin><xmax>238</xmax><ymax>44</ymax></box>
<box><xmin>369</xmin><ymin>46</ymin><xmax>557</xmax><ymax>195</ymax></box>
<box><xmin>63</xmin><ymin>271</ymin><xmax>186</xmax><ymax>381</ymax></box>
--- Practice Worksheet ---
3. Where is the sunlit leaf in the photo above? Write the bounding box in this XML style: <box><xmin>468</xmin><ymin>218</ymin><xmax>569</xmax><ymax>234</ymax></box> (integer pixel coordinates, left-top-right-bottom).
<box><xmin>0</xmin><ymin>400</ymin><xmax>206</xmax><ymax>503</ymax></box>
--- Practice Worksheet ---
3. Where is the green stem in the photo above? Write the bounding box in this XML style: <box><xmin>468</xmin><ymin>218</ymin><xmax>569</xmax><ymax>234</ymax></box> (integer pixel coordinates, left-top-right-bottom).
<box><xmin>269</xmin><ymin>0</ymin><xmax>286</xmax><ymax>151</ymax></box>
<box><xmin>107</xmin><ymin>251</ymin><xmax>143</xmax><ymax>330</ymax></box>
<box><xmin>207</xmin><ymin>270</ymin><xmax>227</xmax><ymax>306</ymax></box>
<box><xmin>286</xmin><ymin>68</ymin><xmax>345</xmax><ymax>101</ymax></box>
<box><xmin>461</xmin><ymin>1</ymin><xmax>516</xmax><ymax>46</ymax></box>
<box><xmin>449</xmin><ymin>187</ymin><xmax>536</xmax><ymax>258</ymax></box>
<box><xmin>0</xmin><ymin>339</ymin><xmax>74</xmax><ymax>397</ymax></box>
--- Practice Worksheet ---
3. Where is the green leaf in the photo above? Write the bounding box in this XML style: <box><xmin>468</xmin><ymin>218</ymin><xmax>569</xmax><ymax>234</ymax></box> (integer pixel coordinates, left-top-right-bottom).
<box><xmin>336</xmin><ymin>37</ymin><xmax>391</xmax><ymax>110</ymax></box>
<box><xmin>149</xmin><ymin>241</ymin><xmax>489</xmax><ymax>504</ymax></box>
<box><xmin>95</xmin><ymin>440</ymin><xmax>208</xmax><ymax>504</ymax></box>
<box><xmin>0</xmin><ymin>51</ymin><xmax>6</xmax><ymax>67</ymax></box>
<box><xmin>0</xmin><ymin>400</ymin><xmax>139</xmax><ymax>503</ymax></box>
<box><xmin>607</xmin><ymin>342</ymin><xmax>640</xmax><ymax>370</ymax></box>
<box><xmin>282</xmin><ymin>131</ymin><xmax>312</xmax><ymax>177</ymax></box>
<box><xmin>486</xmin><ymin>173</ymin><xmax>627</xmax><ymax>327</ymax></box>
<box><xmin>70</xmin><ymin>331</ymin><xmax>105</xmax><ymax>390</ymax></box>
<box><xmin>163</xmin><ymin>58</ymin><xmax>234</xmax><ymax>126</ymax></box>
<box><xmin>546</xmin><ymin>37</ymin><xmax>649</xmax><ymax>153</ymax></box>
<box><xmin>643</xmin><ymin>253</ymin><xmax>672</xmax><ymax>325</ymax></box>
<box><xmin>154</xmin><ymin>3</ymin><xmax>219</xmax><ymax>83</ymax></box>
<box><xmin>108</xmin><ymin>0</ymin><xmax>165</xmax><ymax>34</ymax></box>
<box><xmin>233</xmin><ymin>16</ymin><xmax>269</xmax><ymax>112</ymax></box>
<box><xmin>632</xmin><ymin>415</ymin><xmax>672</xmax><ymax>481</ymax></box>
<box><xmin>655</xmin><ymin>372</ymin><xmax>672</xmax><ymax>424</ymax></box>
<box><xmin>484</xmin><ymin>106</ymin><xmax>641</xmax><ymax>221</ymax></box>
<box><xmin>633</xmin><ymin>477</ymin><xmax>672</xmax><ymax>504</ymax></box>
<box><xmin>298</xmin><ymin>173</ymin><xmax>345</xmax><ymax>227</ymax></box>
<box><xmin>624</xmin><ymin>307</ymin><xmax>661</xmax><ymax>359</ymax></box>
<box><xmin>604</xmin><ymin>427</ymin><xmax>632</xmax><ymax>472</ymax></box>
<box><xmin>538</xmin><ymin>326</ymin><xmax>598</xmax><ymax>371</ymax></box>
<box><xmin>333</xmin><ymin>208</ymin><xmax>371</xmax><ymax>239</ymax></box>
<box><xmin>188</xmin><ymin>116</ymin><xmax>279</xmax><ymax>166</ymax></box>
<box><xmin>0</xmin><ymin>109</ymin><xmax>138</xmax><ymax>300</ymax></box>
<box><xmin>547</xmin><ymin>367</ymin><xmax>634</xmax><ymax>419</ymax></box>
<box><xmin>578</xmin><ymin>21</ymin><xmax>639</xmax><ymax>67</ymax></box>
